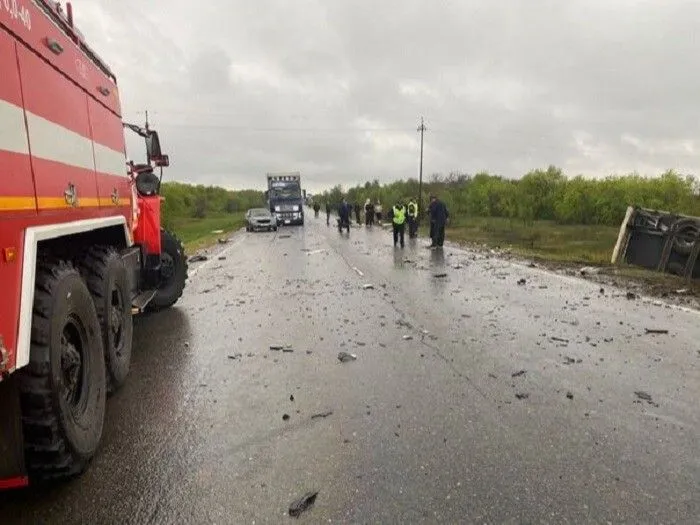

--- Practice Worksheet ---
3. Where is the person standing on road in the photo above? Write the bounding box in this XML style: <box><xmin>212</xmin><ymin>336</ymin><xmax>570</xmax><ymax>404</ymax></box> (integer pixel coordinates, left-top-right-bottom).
<box><xmin>389</xmin><ymin>200</ymin><xmax>407</xmax><ymax>248</ymax></box>
<box><xmin>313</xmin><ymin>201</ymin><xmax>320</xmax><ymax>218</ymax></box>
<box><xmin>338</xmin><ymin>199</ymin><xmax>351</xmax><ymax>233</ymax></box>
<box><xmin>365</xmin><ymin>198</ymin><xmax>374</xmax><ymax>227</ymax></box>
<box><xmin>407</xmin><ymin>198</ymin><xmax>418</xmax><ymax>238</ymax></box>
<box><xmin>374</xmin><ymin>200</ymin><xmax>383</xmax><ymax>224</ymax></box>
<box><xmin>325</xmin><ymin>202</ymin><xmax>331</xmax><ymax>226</ymax></box>
<box><xmin>428</xmin><ymin>194</ymin><xmax>449</xmax><ymax>248</ymax></box>
<box><xmin>354</xmin><ymin>202</ymin><xmax>362</xmax><ymax>225</ymax></box>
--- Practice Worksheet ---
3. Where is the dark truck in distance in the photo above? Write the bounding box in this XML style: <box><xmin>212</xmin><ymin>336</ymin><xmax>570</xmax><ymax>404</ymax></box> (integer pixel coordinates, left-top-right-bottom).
<box><xmin>266</xmin><ymin>172</ymin><xmax>304</xmax><ymax>226</ymax></box>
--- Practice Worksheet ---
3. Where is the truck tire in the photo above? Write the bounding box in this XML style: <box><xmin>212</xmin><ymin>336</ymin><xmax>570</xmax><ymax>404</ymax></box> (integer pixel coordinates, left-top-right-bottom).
<box><xmin>79</xmin><ymin>246</ymin><xmax>133</xmax><ymax>393</ymax></box>
<box><xmin>19</xmin><ymin>259</ymin><xmax>106</xmax><ymax>480</ymax></box>
<box><xmin>150</xmin><ymin>229</ymin><xmax>188</xmax><ymax>311</ymax></box>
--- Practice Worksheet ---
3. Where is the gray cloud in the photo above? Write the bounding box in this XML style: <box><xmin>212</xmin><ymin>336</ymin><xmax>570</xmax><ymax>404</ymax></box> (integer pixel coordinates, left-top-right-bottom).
<box><xmin>74</xmin><ymin>0</ymin><xmax>700</xmax><ymax>193</ymax></box>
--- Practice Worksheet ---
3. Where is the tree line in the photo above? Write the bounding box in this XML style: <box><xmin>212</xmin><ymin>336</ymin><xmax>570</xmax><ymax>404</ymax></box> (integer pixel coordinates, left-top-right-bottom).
<box><xmin>315</xmin><ymin>167</ymin><xmax>700</xmax><ymax>227</ymax></box>
<box><xmin>160</xmin><ymin>182</ymin><xmax>266</xmax><ymax>228</ymax></box>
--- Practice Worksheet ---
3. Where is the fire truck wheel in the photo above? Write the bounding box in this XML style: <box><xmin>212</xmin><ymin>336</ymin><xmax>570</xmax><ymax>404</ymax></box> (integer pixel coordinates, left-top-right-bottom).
<box><xmin>19</xmin><ymin>259</ymin><xmax>106</xmax><ymax>480</ymax></box>
<box><xmin>150</xmin><ymin>230</ymin><xmax>188</xmax><ymax>310</ymax></box>
<box><xmin>80</xmin><ymin>246</ymin><xmax>133</xmax><ymax>393</ymax></box>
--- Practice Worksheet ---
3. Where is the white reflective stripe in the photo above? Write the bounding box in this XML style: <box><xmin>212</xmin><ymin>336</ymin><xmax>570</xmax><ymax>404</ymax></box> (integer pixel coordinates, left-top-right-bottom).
<box><xmin>0</xmin><ymin>99</ymin><xmax>30</xmax><ymax>155</ymax></box>
<box><xmin>0</xmin><ymin>98</ymin><xmax>126</xmax><ymax>173</ymax></box>
<box><xmin>94</xmin><ymin>141</ymin><xmax>126</xmax><ymax>177</ymax></box>
<box><xmin>15</xmin><ymin>216</ymin><xmax>130</xmax><ymax>371</ymax></box>
<box><xmin>25</xmin><ymin>112</ymin><xmax>95</xmax><ymax>171</ymax></box>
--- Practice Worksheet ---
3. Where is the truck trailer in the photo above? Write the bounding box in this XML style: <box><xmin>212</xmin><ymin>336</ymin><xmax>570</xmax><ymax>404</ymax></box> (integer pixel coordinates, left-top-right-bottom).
<box><xmin>266</xmin><ymin>172</ymin><xmax>304</xmax><ymax>226</ymax></box>
<box><xmin>0</xmin><ymin>1</ymin><xmax>187</xmax><ymax>487</ymax></box>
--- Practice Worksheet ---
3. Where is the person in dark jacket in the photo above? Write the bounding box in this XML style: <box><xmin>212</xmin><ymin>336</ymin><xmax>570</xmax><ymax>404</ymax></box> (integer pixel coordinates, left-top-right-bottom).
<box><xmin>354</xmin><ymin>202</ymin><xmax>362</xmax><ymax>225</ymax></box>
<box><xmin>428</xmin><ymin>194</ymin><xmax>449</xmax><ymax>248</ymax></box>
<box><xmin>313</xmin><ymin>201</ymin><xmax>321</xmax><ymax>218</ymax></box>
<box><xmin>325</xmin><ymin>202</ymin><xmax>332</xmax><ymax>226</ymax></box>
<box><xmin>338</xmin><ymin>199</ymin><xmax>351</xmax><ymax>233</ymax></box>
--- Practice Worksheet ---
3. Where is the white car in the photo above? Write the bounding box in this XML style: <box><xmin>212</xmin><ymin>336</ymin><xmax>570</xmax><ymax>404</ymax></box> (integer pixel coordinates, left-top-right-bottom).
<box><xmin>245</xmin><ymin>208</ymin><xmax>277</xmax><ymax>232</ymax></box>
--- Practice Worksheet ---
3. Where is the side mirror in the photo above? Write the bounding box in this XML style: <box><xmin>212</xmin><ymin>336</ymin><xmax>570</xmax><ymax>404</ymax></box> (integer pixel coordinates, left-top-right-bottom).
<box><xmin>153</xmin><ymin>154</ymin><xmax>169</xmax><ymax>167</ymax></box>
<box><xmin>145</xmin><ymin>130</ymin><xmax>162</xmax><ymax>158</ymax></box>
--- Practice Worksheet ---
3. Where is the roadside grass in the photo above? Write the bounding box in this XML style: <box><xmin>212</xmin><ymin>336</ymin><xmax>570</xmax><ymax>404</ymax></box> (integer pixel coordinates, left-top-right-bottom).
<box><xmin>420</xmin><ymin>217</ymin><xmax>620</xmax><ymax>265</ymax></box>
<box><xmin>168</xmin><ymin>212</ymin><xmax>246</xmax><ymax>253</ymax></box>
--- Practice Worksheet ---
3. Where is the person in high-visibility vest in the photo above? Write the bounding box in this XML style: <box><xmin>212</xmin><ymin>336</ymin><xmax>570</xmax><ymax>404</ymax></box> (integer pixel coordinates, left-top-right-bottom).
<box><xmin>390</xmin><ymin>200</ymin><xmax>407</xmax><ymax>248</ymax></box>
<box><xmin>407</xmin><ymin>198</ymin><xmax>418</xmax><ymax>239</ymax></box>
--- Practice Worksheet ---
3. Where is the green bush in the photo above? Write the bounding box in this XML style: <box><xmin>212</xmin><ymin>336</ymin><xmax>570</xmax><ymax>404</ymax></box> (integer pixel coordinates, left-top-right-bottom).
<box><xmin>317</xmin><ymin>167</ymin><xmax>700</xmax><ymax>226</ymax></box>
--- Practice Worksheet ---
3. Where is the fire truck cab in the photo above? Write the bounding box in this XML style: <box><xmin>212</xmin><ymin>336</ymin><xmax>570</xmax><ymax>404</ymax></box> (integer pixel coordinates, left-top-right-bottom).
<box><xmin>0</xmin><ymin>1</ymin><xmax>187</xmax><ymax>487</ymax></box>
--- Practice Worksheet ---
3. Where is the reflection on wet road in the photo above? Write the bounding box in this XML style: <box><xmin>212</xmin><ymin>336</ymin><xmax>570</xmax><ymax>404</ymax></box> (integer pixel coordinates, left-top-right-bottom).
<box><xmin>2</xmin><ymin>214</ymin><xmax>699</xmax><ymax>523</ymax></box>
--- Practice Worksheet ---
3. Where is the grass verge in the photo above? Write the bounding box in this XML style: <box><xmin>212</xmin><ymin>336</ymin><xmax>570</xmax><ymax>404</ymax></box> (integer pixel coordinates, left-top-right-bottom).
<box><xmin>167</xmin><ymin>213</ymin><xmax>246</xmax><ymax>253</ymax></box>
<box><xmin>433</xmin><ymin>217</ymin><xmax>619</xmax><ymax>265</ymax></box>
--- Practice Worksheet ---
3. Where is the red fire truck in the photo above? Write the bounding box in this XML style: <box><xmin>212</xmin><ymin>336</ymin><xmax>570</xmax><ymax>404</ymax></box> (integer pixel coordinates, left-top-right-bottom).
<box><xmin>0</xmin><ymin>2</ymin><xmax>188</xmax><ymax>487</ymax></box>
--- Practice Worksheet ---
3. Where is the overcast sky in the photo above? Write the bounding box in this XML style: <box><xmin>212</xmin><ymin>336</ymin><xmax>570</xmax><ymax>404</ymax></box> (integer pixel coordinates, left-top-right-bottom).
<box><xmin>75</xmin><ymin>0</ymin><xmax>700</xmax><ymax>193</ymax></box>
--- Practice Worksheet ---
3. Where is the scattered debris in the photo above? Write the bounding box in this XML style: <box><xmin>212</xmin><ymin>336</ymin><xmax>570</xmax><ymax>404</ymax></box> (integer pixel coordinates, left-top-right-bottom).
<box><xmin>562</xmin><ymin>356</ymin><xmax>581</xmax><ymax>365</ymax></box>
<box><xmin>211</xmin><ymin>229</ymin><xmax>224</xmax><ymax>234</ymax></box>
<box><xmin>566</xmin><ymin>391</ymin><xmax>574</xmax><ymax>400</ymax></box>
<box><xmin>189</xmin><ymin>255</ymin><xmax>208</xmax><ymax>262</ymax></box>
<box><xmin>626</xmin><ymin>291</ymin><xmax>637</xmax><ymax>300</ymax></box>
<box><xmin>337</xmin><ymin>352</ymin><xmax>357</xmax><ymax>363</ymax></box>
<box><xmin>270</xmin><ymin>344</ymin><xmax>284</xmax><ymax>351</ymax></box>
<box><xmin>674</xmin><ymin>288</ymin><xmax>690</xmax><ymax>295</ymax></box>
<box><xmin>362</xmin><ymin>283</ymin><xmax>375</xmax><ymax>290</ymax></box>
<box><xmin>217</xmin><ymin>256</ymin><xmax>226</xmax><ymax>260</ymax></box>
<box><xmin>306</xmin><ymin>249</ymin><xmax>326</xmax><ymax>255</ymax></box>
<box><xmin>288</xmin><ymin>491</ymin><xmax>318</xmax><ymax>518</ymax></box>
<box><xmin>634</xmin><ymin>390</ymin><xmax>653</xmax><ymax>403</ymax></box>
<box><xmin>282</xmin><ymin>414</ymin><xmax>290</xmax><ymax>421</ymax></box>
<box><xmin>227</xmin><ymin>353</ymin><xmax>242</xmax><ymax>360</ymax></box>
<box><xmin>599</xmin><ymin>288</ymin><xmax>605</xmax><ymax>294</ymax></box>
<box><xmin>282</xmin><ymin>346</ymin><xmax>294</xmax><ymax>353</ymax></box>
<box><xmin>402</xmin><ymin>335</ymin><xmax>413</xmax><ymax>340</ymax></box>
<box><xmin>306</xmin><ymin>350</ymin><xmax>313</xmax><ymax>355</ymax></box>
<box><xmin>433</xmin><ymin>273</ymin><xmax>448</xmax><ymax>278</ymax></box>
<box><xmin>515</xmin><ymin>393</ymin><xmax>529</xmax><ymax>400</ymax></box>
<box><xmin>311</xmin><ymin>410</ymin><xmax>333</xmax><ymax>419</ymax></box>
<box><xmin>290</xmin><ymin>395</ymin><xmax>295</xmax><ymax>402</ymax></box>
<box><xmin>550</xmin><ymin>336</ymin><xmax>570</xmax><ymax>343</ymax></box>
<box><xmin>453</xmin><ymin>264</ymin><xmax>463</xmax><ymax>269</ymax></box>
<box><xmin>644</xmin><ymin>328</ymin><xmax>669</xmax><ymax>335</ymax></box>
<box><xmin>511</xmin><ymin>370</ymin><xmax>526</xmax><ymax>378</ymax></box>
<box><xmin>517</xmin><ymin>278</ymin><xmax>527</xmax><ymax>286</ymax></box>
<box><xmin>579</xmin><ymin>266</ymin><xmax>600</xmax><ymax>276</ymax></box>
<box><xmin>488</xmin><ymin>373</ymin><xmax>498</xmax><ymax>379</ymax></box>
<box><xmin>217</xmin><ymin>238</ymin><xmax>228</xmax><ymax>244</ymax></box>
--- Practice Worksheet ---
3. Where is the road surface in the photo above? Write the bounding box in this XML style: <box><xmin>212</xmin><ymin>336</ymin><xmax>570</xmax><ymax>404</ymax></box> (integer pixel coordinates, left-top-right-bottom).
<box><xmin>2</xmin><ymin>214</ymin><xmax>699</xmax><ymax>524</ymax></box>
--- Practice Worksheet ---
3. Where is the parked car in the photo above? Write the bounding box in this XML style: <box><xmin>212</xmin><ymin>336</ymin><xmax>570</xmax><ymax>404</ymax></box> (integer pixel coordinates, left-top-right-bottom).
<box><xmin>246</xmin><ymin>208</ymin><xmax>278</xmax><ymax>232</ymax></box>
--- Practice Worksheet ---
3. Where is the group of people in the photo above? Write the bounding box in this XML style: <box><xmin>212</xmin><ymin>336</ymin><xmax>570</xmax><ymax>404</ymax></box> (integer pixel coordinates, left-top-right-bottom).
<box><xmin>315</xmin><ymin>195</ymin><xmax>449</xmax><ymax>249</ymax></box>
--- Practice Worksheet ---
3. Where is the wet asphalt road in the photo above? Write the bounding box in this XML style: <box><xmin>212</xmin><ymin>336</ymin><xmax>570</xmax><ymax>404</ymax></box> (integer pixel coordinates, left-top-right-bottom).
<box><xmin>1</xmin><ymin>213</ymin><xmax>699</xmax><ymax>524</ymax></box>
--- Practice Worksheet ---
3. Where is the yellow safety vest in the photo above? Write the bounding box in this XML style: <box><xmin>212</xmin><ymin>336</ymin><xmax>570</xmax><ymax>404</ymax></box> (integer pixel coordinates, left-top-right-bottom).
<box><xmin>392</xmin><ymin>206</ymin><xmax>406</xmax><ymax>225</ymax></box>
<box><xmin>407</xmin><ymin>202</ymin><xmax>418</xmax><ymax>217</ymax></box>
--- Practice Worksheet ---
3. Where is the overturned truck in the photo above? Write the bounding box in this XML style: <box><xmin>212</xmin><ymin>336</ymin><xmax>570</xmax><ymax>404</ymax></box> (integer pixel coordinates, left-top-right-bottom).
<box><xmin>612</xmin><ymin>206</ymin><xmax>700</xmax><ymax>279</ymax></box>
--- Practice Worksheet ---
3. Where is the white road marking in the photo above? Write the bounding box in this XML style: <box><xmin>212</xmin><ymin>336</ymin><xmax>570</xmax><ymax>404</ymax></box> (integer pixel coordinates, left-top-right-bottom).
<box><xmin>188</xmin><ymin>230</ymin><xmax>246</xmax><ymax>278</ymax></box>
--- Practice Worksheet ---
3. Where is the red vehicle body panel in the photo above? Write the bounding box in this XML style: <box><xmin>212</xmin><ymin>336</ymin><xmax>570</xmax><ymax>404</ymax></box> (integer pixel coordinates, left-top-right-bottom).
<box><xmin>0</xmin><ymin>2</ymin><xmax>151</xmax><ymax>374</ymax></box>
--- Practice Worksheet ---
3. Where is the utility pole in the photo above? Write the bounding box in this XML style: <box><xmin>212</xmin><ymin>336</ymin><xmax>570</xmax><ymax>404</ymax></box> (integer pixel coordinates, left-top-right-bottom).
<box><xmin>417</xmin><ymin>116</ymin><xmax>427</xmax><ymax>222</ymax></box>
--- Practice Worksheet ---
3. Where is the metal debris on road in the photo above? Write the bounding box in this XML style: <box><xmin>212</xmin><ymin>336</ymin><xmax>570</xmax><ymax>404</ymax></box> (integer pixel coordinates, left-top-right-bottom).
<box><xmin>645</xmin><ymin>328</ymin><xmax>669</xmax><ymax>335</ymax></box>
<box><xmin>515</xmin><ymin>393</ymin><xmax>529</xmax><ymax>400</ymax></box>
<box><xmin>337</xmin><ymin>352</ymin><xmax>357</xmax><ymax>362</ymax></box>
<box><xmin>282</xmin><ymin>414</ymin><xmax>290</xmax><ymax>421</ymax></box>
<box><xmin>290</xmin><ymin>394</ymin><xmax>295</xmax><ymax>402</ymax></box>
<box><xmin>282</xmin><ymin>346</ymin><xmax>294</xmax><ymax>353</ymax></box>
<box><xmin>306</xmin><ymin>249</ymin><xmax>326</xmax><ymax>255</ymax></box>
<box><xmin>362</xmin><ymin>283</ymin><xmax>375</xmax><ymax>290</ymax></box>
<box><xmin>189</xmin><ymin>255</ymin><xmax>208</xmax><ymax>262</ymax></box>
<box><xmin>434</xmin><ymin>273</ymin><xmax>448</xmax><ymax>278</ymax></box>
<box><xmin>217</xmin><ymin>238</ymin><xmax>228</xmax><ymax>244</ymax></box>
<box><xmin>517</xmin><ymin>278</ymin><xmax>527</xmax><ymax>285</ymax></box>
<box><xmin>270</xmin><ymin>344</ymin><xmax>284</xmax><ymax>351</ymax></box>
<box><xmin>511</xmin><ymin>370</ymin><xmax>526</xmax><ymax>378</ymax></box>
<box><xmin>626</xmin><ymin>291</ymin><xmax>637</xmax><ymax>300</ymax></box>
<box><xmin>288</xmin><ymin>491</ymin><xmax>319</xmax><ymax>518</ymax></box>
<box><xmin>278</xmin><ymin>234</ymin><xmax>292</xmax><ymax>238</ymax></box>
<box><xmin>211</xmin><ymin>229</ymin><xmax>224</xmax><ymax>234</ymax></box>
<box><xmin>673</xmin><ymin>288</ymin><xmax>690</xmax><ymax>295</ymax></box>
<box><xmin>402</xmin><ymin>335</ymin><xmax>413</xmax><ymax>340</ymax></box>
<box><xmin>311</xmin><ymin>410</ymin><xmax>333</xmax><ymax>419</ymax></box>
<box><xmin>551</xmin><ymin>336</ymin><xmax>570</xmax><ymax>343</ymax></box>
<box><xmin>634</xmin><ymin>391</ymin><xmax>654</xmax><ymax>403</ymax></box>
<box><xmin>566</xmin><ymin>391</ymin><xmax>574</xmax><ymax>400</ymax></box>
<box><xmin>227</xmin><ymin>353</ymin><xmax>242</xmax><ymax>360</ymax></box>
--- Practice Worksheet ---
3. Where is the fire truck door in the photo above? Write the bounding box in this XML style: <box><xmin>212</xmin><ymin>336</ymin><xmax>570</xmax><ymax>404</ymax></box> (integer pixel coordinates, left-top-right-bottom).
<box><xmin>16</xmin><ymin>46</ymin><xmax>100</xmax><ymax>214</ymax></box>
